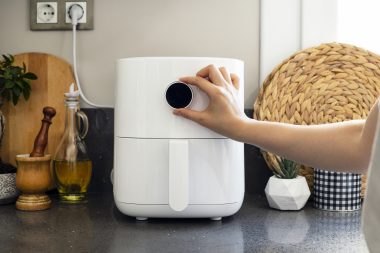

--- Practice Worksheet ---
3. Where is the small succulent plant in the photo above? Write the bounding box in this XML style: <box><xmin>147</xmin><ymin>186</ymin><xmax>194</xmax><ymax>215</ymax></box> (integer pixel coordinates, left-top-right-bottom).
<box><xmin>0</xmin><ymin>54</ymin><xmax>37</xmax><ymax>106</ymax></box>
<box><xmin>272</xmin><ymin>156</ymin><xmax>299</xmax><ymax>179</ymax></box>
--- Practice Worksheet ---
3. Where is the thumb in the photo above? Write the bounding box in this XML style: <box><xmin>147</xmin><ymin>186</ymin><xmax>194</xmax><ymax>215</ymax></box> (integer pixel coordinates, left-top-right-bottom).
<box><xmin>173</xmin><ymin>108</ymin><xmax>204</xmax><ymax>124</ymax></box>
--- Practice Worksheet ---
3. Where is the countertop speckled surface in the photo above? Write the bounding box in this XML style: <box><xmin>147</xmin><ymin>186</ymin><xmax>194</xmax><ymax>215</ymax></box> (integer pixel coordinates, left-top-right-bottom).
<box><xmin>0</xmin><ymin>193</ymin><xmax>368</xmax><ymax>253</ymax></box>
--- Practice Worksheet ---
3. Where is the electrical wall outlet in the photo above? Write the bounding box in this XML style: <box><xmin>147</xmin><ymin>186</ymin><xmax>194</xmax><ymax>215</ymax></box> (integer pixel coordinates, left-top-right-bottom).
<box><xmin>36</xmin><ymin>2</ymin><xmax>57</xmax><ymax>23</ymax></box>
<box><xmin>30</xmin><ymin>0</ymin><xmax>93</xmax><ymax>30</ymax></box>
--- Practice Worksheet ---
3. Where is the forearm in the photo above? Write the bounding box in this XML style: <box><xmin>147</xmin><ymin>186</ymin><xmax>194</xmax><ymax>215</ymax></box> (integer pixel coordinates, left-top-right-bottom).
<box><xmin>233</xmin><ymin>118</ymin><xmax>368</xmax><ymax>173</ymax></box>
<box><xmin>235</xmin><ymin>100</ymin><xmax>379</xmax><ymax>174</ymax></box>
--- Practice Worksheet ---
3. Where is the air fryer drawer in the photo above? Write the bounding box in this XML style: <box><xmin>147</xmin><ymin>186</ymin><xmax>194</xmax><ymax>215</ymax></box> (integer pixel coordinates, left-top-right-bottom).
<box><xmin>114</xmin><ymin>137</ymin><xmax>244</xmax><ymax>205</ymax></box>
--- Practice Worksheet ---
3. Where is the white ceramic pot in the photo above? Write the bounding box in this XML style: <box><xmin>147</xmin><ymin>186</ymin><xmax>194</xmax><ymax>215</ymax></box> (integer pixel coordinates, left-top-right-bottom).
<box><xmin>265</xmin><ymin>176</ymin><xmax>310</xmax><ymax>210</ymax></box>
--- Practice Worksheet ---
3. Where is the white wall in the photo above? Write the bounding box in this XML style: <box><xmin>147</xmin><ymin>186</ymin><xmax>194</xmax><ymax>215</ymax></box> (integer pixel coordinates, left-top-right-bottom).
<box><xmin>337</xmin><ymin>0</ymin><xmax>380</xmax><ymax>54</ymax></box>
<box><xmin>260</xmin><ymin>0</ymin><xmax>339</xmax><ymax>85</ymax></box>
<box><xmin>0</xmin><ymin>0</ymin><xmax>260</xmax><ymax>108</ymax></box>
<box><xmin>260</xmin><ymin>0</ymin><xmax>301</xmax><ymax>85</ymax></box>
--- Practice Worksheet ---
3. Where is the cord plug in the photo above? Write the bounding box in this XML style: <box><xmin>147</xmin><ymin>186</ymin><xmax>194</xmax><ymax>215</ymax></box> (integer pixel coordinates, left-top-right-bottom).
<box><xmin>68</xmin><ymin>4</ymin><xmax>84</xmax><ymax>25</ymax></box>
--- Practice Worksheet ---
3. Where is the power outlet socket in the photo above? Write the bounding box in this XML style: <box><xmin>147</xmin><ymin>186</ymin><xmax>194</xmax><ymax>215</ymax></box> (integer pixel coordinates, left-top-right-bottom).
<box><xmin>36</xmin><ymin>2</ymin><xmax>57</xmax><ymax>23</ymax></box>
<box><xmin>30</xmin><ymin>0</ymin><xmax>93</xmax><ymax>30</ymax></box>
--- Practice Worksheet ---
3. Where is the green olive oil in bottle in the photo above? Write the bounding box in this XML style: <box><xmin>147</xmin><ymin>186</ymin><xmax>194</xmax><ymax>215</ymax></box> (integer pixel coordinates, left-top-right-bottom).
<box><xmin>53</xmin><ymin>84</ymin><xmax>92</xmax><ymax>202</ymax></box>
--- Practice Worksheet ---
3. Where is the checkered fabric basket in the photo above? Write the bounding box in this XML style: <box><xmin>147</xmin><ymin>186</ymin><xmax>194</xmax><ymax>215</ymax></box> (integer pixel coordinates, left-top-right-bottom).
<box><xmin>313</xmin><ymin>169</ymin><xmax>361</xmax><ymax>211</ymax></box>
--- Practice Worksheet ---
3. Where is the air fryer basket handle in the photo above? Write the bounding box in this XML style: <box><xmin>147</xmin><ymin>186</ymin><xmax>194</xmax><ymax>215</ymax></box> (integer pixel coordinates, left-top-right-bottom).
<box><xmin>169</xmin><ymin>140</ymin><xmax>189</xmax><ymax>211</ymax></box>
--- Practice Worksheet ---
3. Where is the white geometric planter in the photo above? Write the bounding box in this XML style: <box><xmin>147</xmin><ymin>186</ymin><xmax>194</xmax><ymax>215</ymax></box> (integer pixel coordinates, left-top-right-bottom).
<box><xmin>265</xmin><ymin>176</ymin><xmax>310</xmax><ymax>210</ymax></box>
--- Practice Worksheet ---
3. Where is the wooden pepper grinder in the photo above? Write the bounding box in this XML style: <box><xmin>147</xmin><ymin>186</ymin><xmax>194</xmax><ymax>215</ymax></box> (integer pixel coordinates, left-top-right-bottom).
<box><xmin>15</xmin><ymin>106</ymin><xmax>56</xmax><ymax>211</ymax></box>
<box><xmin>30</xmin><ymin>107</ymin><xmax>56</xmax><ymax>157</ymax></box>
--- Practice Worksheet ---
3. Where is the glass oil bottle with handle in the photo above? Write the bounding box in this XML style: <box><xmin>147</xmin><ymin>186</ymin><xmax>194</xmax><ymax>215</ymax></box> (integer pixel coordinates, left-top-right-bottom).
<box><xmin>53</xmin><ymin>84</ymin><xmax>92</xmax><ymax>202</ymax></box>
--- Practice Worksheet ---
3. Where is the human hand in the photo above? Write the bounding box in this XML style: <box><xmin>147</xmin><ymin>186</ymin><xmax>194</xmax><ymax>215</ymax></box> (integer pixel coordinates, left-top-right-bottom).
<box><xmin>173</xmin><ymin>64</ymin><xmax>247</xmax><ymax>139</ymax></box>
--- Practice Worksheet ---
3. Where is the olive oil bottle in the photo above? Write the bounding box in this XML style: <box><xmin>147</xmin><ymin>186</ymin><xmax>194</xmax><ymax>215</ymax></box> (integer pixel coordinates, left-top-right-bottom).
<box><xmin>53</xmin><ymin>160</ymin><xmax>92</xmax><ymax>201</ymax></box>
<box><xmin>53</xmin><ymin>84</ymin><xmax>92</xmax><ymax>202</ymax></box>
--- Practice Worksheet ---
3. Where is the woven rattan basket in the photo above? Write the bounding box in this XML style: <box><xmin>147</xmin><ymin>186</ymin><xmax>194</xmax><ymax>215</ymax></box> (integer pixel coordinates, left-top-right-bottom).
<box><xmin>254</xmin><ymin>43</ymin><xmax>380</xmax><ymax>197</ymax></box>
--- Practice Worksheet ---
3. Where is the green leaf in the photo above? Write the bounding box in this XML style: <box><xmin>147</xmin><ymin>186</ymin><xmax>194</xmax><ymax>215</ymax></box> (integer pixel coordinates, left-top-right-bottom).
<box><xmin>23</xmin><ymin>72</ymin><xmax>37</xmax><ymax>80</ymax></box>
<box><xmin>4</xmin><ymin>80</ymin><xmax>14</xmax><ymax>89</ymax></box>
<box><xmin>11</xmin><ymin>87</ymin><xmax>21</xmax><ymax>105</ymax></box>
<box><xmin>16</xmin><ymin>80</ymin><xmax>24</xmax><ymax>89</ymax></box>
<box><xmin>3</xmin><ymin>69</ymin><xmax>11</xmax><ymax>79</ymax></box>
<box><xmin>12</xmin><ymin>96</ymin><xmax>18</xmax><ymax>105</ymax></box>
<box><xmin>10</xmin><ymin>66</ymin><xmax>22</xmax><ymax>77</ymax></box>
<box><xmin>276</xmin><ymin>157</ymin><xmax>298</xmax><ymax>179</ymax></box>
<box><xmin>22</xmin><ymin>88</ymin><xmax>30</xmax><ymax>101</ymax></box>
<box><xmin>2</xmin><ymin>54</ymin><xmax>11</xmax><ymax>63</ymax></box>
<box><xmin>11</xmin><ymin>93</ymin><xmax>19</xmax><ymax>105</ymax></box>
<box><xmin>22</xmin><ymin>62</ymin><xmax>26</xmax><ymax>73</ymax></box>
<box><xmin>2</xmin><ymin>54</ymin><xmax>13</xmax><ymax>68</ymax></box>
<box><xmin>21</xmin><ymin>80</ymin><xmax>31</xmax><ymax>91</ymax></box>
<box><xmin>13</xmin><ymin>86</ymin><xmax>21</xmax><ymax>96</ymax></box>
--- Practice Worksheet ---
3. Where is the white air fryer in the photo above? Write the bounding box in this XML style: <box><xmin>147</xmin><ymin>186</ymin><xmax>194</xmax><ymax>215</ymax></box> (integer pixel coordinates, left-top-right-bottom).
<box><xmin>114</xmin><ymin>57</ymin><xmax>244</xmax><ymax>220</ymax></box>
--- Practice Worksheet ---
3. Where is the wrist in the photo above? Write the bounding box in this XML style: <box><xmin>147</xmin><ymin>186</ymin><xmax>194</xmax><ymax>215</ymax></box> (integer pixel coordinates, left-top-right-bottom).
<box><xmin>230</xmin><ymin>116</ymin><xmax>251</xmax><ymax>142</ymax></box>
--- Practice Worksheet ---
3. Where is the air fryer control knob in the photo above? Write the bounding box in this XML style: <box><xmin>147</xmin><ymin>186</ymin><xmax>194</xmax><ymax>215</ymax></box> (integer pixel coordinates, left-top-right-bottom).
<box><xmin>165</xmin><ymin>81</ymin><xmax>193</xmax><ymax>109</ymax></box>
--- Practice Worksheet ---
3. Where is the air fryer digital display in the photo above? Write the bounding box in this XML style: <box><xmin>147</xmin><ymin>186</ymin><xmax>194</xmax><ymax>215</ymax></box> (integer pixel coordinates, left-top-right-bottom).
<box><xmin>166</xmin><ymin>82</ymin><xmax>193</xmax><ymax>109</ymax></box>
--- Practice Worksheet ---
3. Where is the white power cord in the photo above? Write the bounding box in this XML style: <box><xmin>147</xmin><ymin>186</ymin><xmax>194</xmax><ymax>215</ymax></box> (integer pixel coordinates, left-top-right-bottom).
<box><xmin>70</xmin><ymin>4</ymin><xmax>113</xmax><ymax>108</ymax></box>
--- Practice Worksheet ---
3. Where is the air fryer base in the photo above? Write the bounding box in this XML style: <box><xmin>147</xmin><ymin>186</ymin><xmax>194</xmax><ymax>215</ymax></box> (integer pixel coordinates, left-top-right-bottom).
<box><xmin>114</xmin><ymin>198</ymin><xmax>244</xmax><ymax>220</ymax></box>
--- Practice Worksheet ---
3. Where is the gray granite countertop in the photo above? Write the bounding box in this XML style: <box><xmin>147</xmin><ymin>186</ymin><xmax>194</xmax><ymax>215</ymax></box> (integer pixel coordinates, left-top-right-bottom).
<box><xmin>0</xmin><ymin>193</ymin><xmax>368</xmax><ymax>253</ymax></box>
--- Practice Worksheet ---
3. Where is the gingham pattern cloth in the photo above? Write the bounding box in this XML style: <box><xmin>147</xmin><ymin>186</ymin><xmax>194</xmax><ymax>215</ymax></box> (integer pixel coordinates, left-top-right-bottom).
<box><xmin>313</xmin><ymin>169</ymin><xmax>361</xmax><ymax>211</ymax></box>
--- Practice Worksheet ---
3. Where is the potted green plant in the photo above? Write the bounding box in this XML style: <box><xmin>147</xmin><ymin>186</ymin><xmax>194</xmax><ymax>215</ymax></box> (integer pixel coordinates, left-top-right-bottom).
<box><xmin>265</xmin><ymin>156</ymin><xmax>310</xmax><ymax>210</ymax></box>
<box><xmin>0</xmin><ymin>54</ymin><xmax>36</xmax><ymax>142</ymax></box>
<box><xmin>0</xmin><ymin>54</ymin><xmax>37</xmax><ymax>204</ymax></box>
<box><xmin>0</xmin><ymin>54</ymin><xmax>36</xmax><ymax>104</ymax></box>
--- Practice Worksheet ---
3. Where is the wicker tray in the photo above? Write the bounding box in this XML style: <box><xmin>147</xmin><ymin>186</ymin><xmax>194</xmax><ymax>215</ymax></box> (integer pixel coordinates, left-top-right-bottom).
<box><xmin>253</xmin><ymin>43</ymin><xmax>380</xmax><ymax>197</ymax></box>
